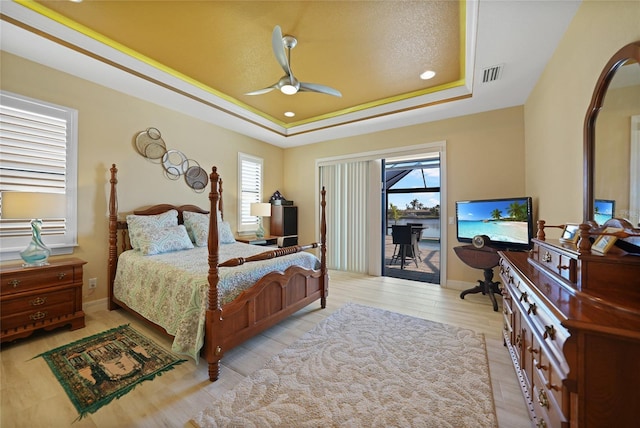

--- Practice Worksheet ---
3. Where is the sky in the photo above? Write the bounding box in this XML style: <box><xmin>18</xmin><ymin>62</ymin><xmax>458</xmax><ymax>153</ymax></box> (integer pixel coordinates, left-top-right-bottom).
<box><xmin>387</xmin><ymin>168</ymin><xmax>440</xmax><ymax>210</ymax></box>
<box><xmin>457</xmin><ymin>198</ymin><xmax>529</xmax><ymax>221</ymax></box>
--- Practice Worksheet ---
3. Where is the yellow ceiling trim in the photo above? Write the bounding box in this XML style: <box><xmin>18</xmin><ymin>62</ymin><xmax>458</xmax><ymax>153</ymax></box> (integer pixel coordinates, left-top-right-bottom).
<box><xmin>14</xmin><ymin>0</ymin><xmax>287</xmax><ymax>126</ymax></box>
<box><xmin>284</xmin><ymin>79</ymin><xmax>467</xmax><ymax>128</ymax></box>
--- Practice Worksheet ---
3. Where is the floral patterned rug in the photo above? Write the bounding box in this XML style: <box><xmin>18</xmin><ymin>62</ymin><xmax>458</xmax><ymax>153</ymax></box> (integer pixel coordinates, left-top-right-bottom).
<box><xmin>35</xmin><ymin>324</ymin><xmax>186</xmax><ymax>420</ymax></box>
<box><xmin>191</xmin><ymin>303</ymin><xmax>497</xmax><ymax>427</ymax></box>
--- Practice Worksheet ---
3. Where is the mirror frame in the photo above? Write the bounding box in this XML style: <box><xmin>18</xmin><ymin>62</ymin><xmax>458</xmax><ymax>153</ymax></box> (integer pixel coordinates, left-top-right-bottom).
<box><xmin>584</xmin><ymin>41</ymin><xmax>640</xmax><ymax>222</ymax></box>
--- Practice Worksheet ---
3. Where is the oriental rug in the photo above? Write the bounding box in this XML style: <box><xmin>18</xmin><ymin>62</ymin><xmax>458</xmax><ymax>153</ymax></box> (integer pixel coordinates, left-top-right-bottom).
<box><xmin>35</xmin><ymin>324</ymin><xmax>186</xmax><ymax>420</ymax></box>
<box><xmin>191</xmin><ymin>303</ymin><xmax>497</xmax><ymax>427</ymax></box>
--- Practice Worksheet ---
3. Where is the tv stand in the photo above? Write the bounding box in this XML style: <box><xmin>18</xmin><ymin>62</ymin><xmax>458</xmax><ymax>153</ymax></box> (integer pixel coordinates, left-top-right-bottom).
<box><xmin>453</xmin><ymin>244</ymin><xmax>501</xmax><ymax>311</ymax></box>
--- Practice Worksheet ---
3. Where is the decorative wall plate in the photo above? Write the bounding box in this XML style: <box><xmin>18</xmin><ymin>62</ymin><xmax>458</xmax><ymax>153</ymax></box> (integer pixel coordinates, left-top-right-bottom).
<box><xmin>135</xmin><ymin>127</ymin><xmax>166</xmax><ymax>160</ymax></box>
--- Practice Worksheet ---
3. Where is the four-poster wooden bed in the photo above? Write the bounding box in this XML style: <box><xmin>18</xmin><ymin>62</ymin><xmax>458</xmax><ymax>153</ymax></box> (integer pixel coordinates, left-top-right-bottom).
<box><xmin>107</xmin><ymin>164</ymin><xmax>328</xmax><ymax>381</ymax></box>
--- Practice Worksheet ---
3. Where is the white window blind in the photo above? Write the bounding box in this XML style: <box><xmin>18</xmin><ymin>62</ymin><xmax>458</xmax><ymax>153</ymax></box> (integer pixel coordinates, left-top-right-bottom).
<box><xmin>237</xmin><ymin>152</ymin><xmax>263</xmax><ymax>233</ymax></box>
<box><xmin>0</xmin><ymin>91</ymin><xmax>78</xmax><ymax>261</ymax></box>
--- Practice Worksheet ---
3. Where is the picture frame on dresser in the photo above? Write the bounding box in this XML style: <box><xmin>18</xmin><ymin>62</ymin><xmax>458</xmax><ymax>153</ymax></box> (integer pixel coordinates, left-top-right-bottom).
<box><xmin>559</xmin><ymin>223</ymin><xmax>580</xmax><ymax>244</ymax></box>
<box><xmin>591</xmin><ymin>226</ymin><xmax>622</xmax><ymax>254</ymax></box>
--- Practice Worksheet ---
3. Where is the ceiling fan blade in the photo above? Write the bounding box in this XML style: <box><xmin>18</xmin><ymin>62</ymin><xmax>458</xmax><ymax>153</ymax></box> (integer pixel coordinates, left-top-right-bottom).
<box><xmin>245</xmin><ymin>85</ymin><xmax>277</xmax><ymax>96</ymax></box>
<box><xmin>299</xmin><ymin>82</ymin><xmax>342</xmax><ymax>97</ymax></box>
<box><xmin>272</xmin><ymin>25</ymin><xmax>292</xmax><ymax>77</ymax></box>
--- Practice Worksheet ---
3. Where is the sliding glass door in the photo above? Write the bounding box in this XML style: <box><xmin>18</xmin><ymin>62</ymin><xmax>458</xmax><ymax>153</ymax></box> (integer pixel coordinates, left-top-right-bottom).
<box><xmin>383</xmin><ymin>155</ymin><xmax>441</xmax><ymax>284</ymax></box>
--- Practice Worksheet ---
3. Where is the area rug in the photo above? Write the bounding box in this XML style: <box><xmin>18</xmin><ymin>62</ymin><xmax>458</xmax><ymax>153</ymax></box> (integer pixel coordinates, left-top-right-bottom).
<box><xmin>35</xmin><ymin>324</ymin><xmax>186</xmax><ymax>420</ymax></box>
<box><xmin>191</xmin><ymin>303</ymin><xmax>497</xmax><ymax>427</ymax></box>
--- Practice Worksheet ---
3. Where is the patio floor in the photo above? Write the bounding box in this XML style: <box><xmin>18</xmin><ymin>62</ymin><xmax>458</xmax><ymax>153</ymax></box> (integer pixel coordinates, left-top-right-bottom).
<box><xmin>384</xmin><ymin>236</ymin><xmax>440</xmax><ymax>284</ymax></box>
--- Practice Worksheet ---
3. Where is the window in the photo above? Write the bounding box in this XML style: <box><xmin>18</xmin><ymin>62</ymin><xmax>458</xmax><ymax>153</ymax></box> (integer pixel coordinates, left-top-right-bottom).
<box><xmin>0</xmin><ymin>91</ymin><xmax>78</xmax><ymax>261</ymax></box>
<box><xmin>237</xmin><ymin>152</ymin><xmax>263</xmax><ymax>233</ymax></box>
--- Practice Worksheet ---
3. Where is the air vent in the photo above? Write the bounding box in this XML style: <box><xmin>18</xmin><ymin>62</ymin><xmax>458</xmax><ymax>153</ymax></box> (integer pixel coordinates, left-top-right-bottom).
<box><xmin>481</xmin><ymin>64</ymin><xmax>504</xmax><ymax>83</ymax></box>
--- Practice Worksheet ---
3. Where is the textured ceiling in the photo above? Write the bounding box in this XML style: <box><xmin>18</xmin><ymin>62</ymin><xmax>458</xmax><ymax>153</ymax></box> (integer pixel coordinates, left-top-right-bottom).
<box><xmin>30</xmin><ymin>0</ymin><xmax>463</xmax><ymax>126</ymax></box>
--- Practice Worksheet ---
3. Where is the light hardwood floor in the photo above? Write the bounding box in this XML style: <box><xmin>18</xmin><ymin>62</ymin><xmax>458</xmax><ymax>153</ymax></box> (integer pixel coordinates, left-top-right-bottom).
<box><xmin>1</xmin><ymin>271</ymin><xmax>531</xmax><ymax>428</ymax></box>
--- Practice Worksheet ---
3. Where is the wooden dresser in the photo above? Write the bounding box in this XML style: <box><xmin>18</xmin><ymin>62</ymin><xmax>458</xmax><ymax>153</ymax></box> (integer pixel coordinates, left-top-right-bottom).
<box><xmin>1</xmin><ymin>257</ymin><xmax>86</xmax><ymax>343</ymax></box>
<box><xmin>499</xmin><ymin>227</ymin><xmax>640</xmax><ymax>428</ymax></box>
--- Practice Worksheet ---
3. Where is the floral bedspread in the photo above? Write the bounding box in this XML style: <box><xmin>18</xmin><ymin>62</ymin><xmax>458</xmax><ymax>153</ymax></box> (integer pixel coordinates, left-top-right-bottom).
<box><xmin>113</xmin><ymin>243</ymin><xmax>321</xmax><ymax>361</ymax></box>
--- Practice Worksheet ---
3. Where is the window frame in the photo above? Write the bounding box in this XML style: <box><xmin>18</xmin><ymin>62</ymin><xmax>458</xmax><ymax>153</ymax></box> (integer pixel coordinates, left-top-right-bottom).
<box><xmin>237</xmin><ymin>152</ymin><xmax>264</xmax><ymax>234</ymax></box>
<box><xmin>0</xmin><ymin>91</ymin><xmax>78</xmax><ymax>261</ymax></box>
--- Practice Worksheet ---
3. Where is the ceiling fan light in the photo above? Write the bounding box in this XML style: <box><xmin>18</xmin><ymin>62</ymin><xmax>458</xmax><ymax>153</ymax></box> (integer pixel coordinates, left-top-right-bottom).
<box><xmin>280</xmin><ymin>84</ymin><xmax>298</xmax><ymax>95</ymax></box>
<box><xmin>420</xmin><ymin>70</ymin><xmax>436</xmax><ymax>80</ymax></box>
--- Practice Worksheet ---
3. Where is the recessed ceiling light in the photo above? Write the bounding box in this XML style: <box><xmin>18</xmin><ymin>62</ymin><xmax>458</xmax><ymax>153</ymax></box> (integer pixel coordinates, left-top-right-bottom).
<box><xmin>284</xmin><ymin>111</ymin><xmax>295</xmax><ymax>118</ymax></box>
<box><xmin>420</xmin><ymin>70</ymin><xmax>436</xmax><ymax>80</ymax></box>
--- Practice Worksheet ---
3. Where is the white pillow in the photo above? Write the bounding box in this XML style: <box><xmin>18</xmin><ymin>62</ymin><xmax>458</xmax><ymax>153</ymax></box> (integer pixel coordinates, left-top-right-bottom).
<box><xmin>137</xmin><ymin>225</ymin><xmax>194</xmax><ymax>255</ymax></box>
<box><xmin>183</xmin><ymin>211</ymin><xmax>236</xmax><ymax>246</ymax></box>
<box><xmin>127</xmin><ymin>209</ymin><xmax>178</xmax><ymax>250</ymax></box>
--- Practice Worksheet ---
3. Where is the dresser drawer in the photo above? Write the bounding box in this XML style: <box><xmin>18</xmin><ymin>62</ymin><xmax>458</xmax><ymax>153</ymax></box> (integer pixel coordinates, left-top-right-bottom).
<box><xmin>1</xmin><ymin>300</ymin><xmax>77</xmax><ymax>331</ymax></box>
<box><xmin>1</xmin><ymin>288</ymin><xmax>76</xmax><ymax>317</ymax></box>
<box><xmin>531</xmin><ymin>241</ymin><xmax>577</xmax><ymax>287</ymax></box>
<box><xmin>532</xmin><ymin>366</ymin><xmax>567</xmax><ymax>428</ymax></box>
<box><xmin>1</xmin><ymin>265</ymin><xmax>75</xmax><ymax>295</ymax></box>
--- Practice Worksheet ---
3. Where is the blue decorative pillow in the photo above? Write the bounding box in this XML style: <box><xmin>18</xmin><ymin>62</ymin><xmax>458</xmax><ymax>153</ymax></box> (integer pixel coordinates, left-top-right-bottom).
<box><xmin>183</xmin><ymin>211</ymin><xmax>236</xmax><ymax>246</ymax></box>
<box><xmin>218</xmin><ymin>221</ymin><xmax>236</xmax><ymax>244</ymax></box>
<box><xmin>137</xmin><ymin>225</ymin><xmax>194</xmax><ymax>255</ymax></box>
<box><xmin>127</xmin><ymin>209</ymin><xmax>178</xmax><ymax>250</ymax></box>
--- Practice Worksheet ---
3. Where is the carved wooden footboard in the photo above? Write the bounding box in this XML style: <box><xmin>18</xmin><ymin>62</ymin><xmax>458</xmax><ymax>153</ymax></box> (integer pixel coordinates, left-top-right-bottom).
<box><xmin>107</xmin><ymin>164</ymin><xmax>328</xmax><ymax>382</ymax></box>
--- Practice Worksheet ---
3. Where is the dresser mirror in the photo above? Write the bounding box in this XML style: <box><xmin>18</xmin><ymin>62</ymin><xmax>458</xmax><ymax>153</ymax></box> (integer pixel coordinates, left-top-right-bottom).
<box><xmin>584</xmin><ymin>41</ymin><xmax>640</xmax><ymax>224</ymax></box>
<box><xmin>584</xmin><ymin>41</ymin><xmax>640</xmax><ymax>251</ymax></box>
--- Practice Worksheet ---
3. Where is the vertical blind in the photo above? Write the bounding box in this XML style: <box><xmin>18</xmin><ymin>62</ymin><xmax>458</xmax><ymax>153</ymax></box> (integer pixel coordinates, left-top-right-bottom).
<box><xmin>238</xmin><ymin>153</ymin><xmax>263</xmax><ymax>232</ymax></box>
<box><xmin>320</xmin><ymin>161</ymin><xmax>369</xmax><ymax>273</ymax></box>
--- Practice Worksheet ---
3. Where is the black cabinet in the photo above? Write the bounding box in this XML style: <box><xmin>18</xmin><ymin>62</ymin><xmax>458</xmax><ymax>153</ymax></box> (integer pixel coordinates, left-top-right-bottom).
<box><xmin>270</xmin><ymin>205</ymin><xmax>297</xmax><ymax>246</ymax></box>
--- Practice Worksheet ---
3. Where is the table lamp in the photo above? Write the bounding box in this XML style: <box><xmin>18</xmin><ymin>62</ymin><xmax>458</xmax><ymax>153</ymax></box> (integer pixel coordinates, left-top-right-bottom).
<box><xmin>250</xmin><ymin>202</ymin><xmax>271</xmax><ymax>239</ymax></box>
<box><xmin>2</xmin><ymin>191</ymin><xmax>66</xmax><ymax>266</ymax></box>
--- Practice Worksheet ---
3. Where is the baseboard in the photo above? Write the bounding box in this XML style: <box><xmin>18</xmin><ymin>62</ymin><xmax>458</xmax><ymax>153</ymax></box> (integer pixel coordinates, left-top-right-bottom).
<box><xmin>444</xmin><ymin>280</ymin><xmax>478</xmax><ymax>291</ymax></box>
<box><xmin>83</xmin><ymin>298</ymin><xmax>109</xmax><ymax>313</ymax></box>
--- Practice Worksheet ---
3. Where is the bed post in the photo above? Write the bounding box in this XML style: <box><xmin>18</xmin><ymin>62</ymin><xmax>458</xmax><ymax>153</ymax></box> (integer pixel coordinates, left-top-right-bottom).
<box><xmin>205</xmin><ymin>166</ymin><xmax>224</xmax><ymax>381</ymax></box>
<box><xmin>320</xmin><ymin>186</ymin><xmax>328</xmax><ymax>308</ymax></box>
<box><xmin>107</xmin><ymin>164</ymin><xmax>119</xmax><ymax>311</ymax></box>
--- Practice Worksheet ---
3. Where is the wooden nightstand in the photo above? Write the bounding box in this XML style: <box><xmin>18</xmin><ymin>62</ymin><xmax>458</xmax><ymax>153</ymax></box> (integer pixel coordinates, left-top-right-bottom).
<box><xmin>236</xmin><ymin>236</ymin><xmax>278</xmax><ymax>246</ymax></box>
<box><xmin>1</xmin><ymin>257</ymin><xmax>86</xmax><ymax>343</ymax></box>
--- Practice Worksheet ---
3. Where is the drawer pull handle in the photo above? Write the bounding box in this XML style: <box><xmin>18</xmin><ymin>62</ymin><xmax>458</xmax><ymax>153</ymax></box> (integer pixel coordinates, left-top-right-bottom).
<box><xmin>557</xmin><ymin>263</ymin><xmax>570</xmax><ymax>270</ymax></box>
<box><xmin>536</xmin><ymin>419</ymin><xmax>547</xmax><ymax>428</ymax></box>
<box><xmin>57</xmin><ymin>272</ymin><xmax>67</xmax><ymax>280</ymax></box>
<box><xmin>9</xmin><ymin>279</ymin><xmax>21</xmax><ymax>288</ymax></box>
<box><xmin>29</xmin><ymin>311</ymin><xmax>47</xmax><ymax>321</ymax></box>
<box><xmin>543</xmin><ymin>325</ymin><xmax>556</xmax><ymax>340</ymax></box>
<box><xmin>520</xmin><ymin>291</ymin><xmax>528</xmax><ymax>303</ymax></box>
<box><xmin>527</xmin><ymin>346</ymin><xmax>540</xmax><ymax>354</ymax></box>
<box><xmin>542</xmin><ymin>251</ymin><xmax>552</xmax><ymax>263</ymax></box>
<box><xmin>516</xmin><ymin>333</ymin><xmax>522</xmax><ymax>349</ymax></box>
<box><xmin>30</xmin><ymin>297</ymin><xmax>47</xmax><ymax>306</ymax></box>
<box><xmin>536</xmin><ymin>361</ymin><xmax>548</xmax><ymax>371</ymax></box>
<box><xmin>528</xmin><ymin>302</ymin><xmax>537</xmax><ymax>315</ymax></box>
<box><xmin>508</xmin><ymin>275</ymin><xmax>514</xmax><ymax>285</ymax></box>
<box><xmin>545</xmin><ymin>382</ymin><xmax>560</xmax><ymax>391</ymax></box>
<box><xmin>538</xmin><ymin>389</ymin><xmax>549</xmax><ymax>409</ymax></box>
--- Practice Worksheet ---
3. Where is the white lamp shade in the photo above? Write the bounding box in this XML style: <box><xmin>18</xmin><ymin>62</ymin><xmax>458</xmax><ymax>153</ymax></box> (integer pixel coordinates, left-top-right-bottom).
<box><xmin>250</xmin><ymin>202</ymin><xmax>271</xmax><ymax>217</ymax></box>
<box><xmin>2</xmin><ymin>192</ymin><xmax>66</xmax><ymax>219</ymax></box>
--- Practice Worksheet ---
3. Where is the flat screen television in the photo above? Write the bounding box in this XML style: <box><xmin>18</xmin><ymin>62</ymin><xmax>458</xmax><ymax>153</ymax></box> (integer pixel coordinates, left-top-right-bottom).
<box><xmin>594</xmin><ymin>199</ymin><xmax>615</xmax><ymax>224</ymax></box>
<box><xmin>456</xmin><ymin>196</ymin><xmax>534</xmax><ymax>251</ymax></box>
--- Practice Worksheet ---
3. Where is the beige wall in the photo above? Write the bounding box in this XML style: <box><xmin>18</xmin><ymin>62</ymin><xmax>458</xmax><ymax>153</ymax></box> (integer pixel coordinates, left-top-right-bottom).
<box><xmin>2</xmin><ymin>0</ymin><xmax>638</xmax><ymax>296</ymax></box>
<box><xmin>524</xmin><ymin>0</ymin><xmax>640</xmax><ymax>233</ymax></box>
<box><xmin>0</xmin><ymin>52</ymin><xmax>284</xmax><ymax>303</ymax></box>
<box><xmin>284</xmin><ymin>106</ymin><xmax>526</xmax><ymax>285</ymax></box>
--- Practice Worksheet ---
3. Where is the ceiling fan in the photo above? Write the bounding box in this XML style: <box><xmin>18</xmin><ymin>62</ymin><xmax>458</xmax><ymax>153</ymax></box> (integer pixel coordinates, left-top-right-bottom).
<box><xmin>245</xmin><ymin>25</ymin><xmax>342</xmax><ymax>97</ymax></box>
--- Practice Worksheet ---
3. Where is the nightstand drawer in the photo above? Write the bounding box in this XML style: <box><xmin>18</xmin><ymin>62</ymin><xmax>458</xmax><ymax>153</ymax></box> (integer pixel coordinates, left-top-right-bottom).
<box><xmin>1</xmin><ymin>258</ymin><xmax>86</xmax><ymax>342</ymax></box>
<box><xmin>1</xmin><ymin>300</ymin><xmax>77</xmax><ymax>331</ymax></box>
<box><xmin>1</xmin><ymin>265</ymin><xmax>75</xmax><ymax>295</ymax></box>
<box><xmin>1</xmin><ymin>288</ymin><xmax>76</xmax><ymax>317</ymax></box>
